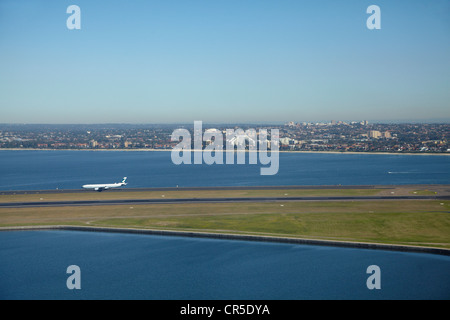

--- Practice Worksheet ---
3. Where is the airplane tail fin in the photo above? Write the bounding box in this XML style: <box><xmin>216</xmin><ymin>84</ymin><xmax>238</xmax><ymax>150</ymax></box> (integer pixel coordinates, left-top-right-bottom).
<box><xmin>122</xmin><ymin>177</ymin><xmax>127</xmax><ymax>185</ymax></box>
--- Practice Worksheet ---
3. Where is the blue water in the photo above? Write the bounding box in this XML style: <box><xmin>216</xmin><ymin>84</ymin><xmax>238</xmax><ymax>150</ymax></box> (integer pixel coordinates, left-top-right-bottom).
<box><xmin>0</xmin><ymin>150</ymin><xmax>449</xmax><ymax>190</ymax></box>
<box><xmin>0</xmin><ymin>230</ymin><xmax>449</xmax><ymax>300</ymax></box>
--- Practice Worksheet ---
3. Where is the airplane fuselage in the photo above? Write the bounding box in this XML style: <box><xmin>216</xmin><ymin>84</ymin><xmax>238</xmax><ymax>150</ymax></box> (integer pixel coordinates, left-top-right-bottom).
<box><xmin>82</xmin><ymin>177</ymin><xmax>127</xmax><ymax>192</ymax></box>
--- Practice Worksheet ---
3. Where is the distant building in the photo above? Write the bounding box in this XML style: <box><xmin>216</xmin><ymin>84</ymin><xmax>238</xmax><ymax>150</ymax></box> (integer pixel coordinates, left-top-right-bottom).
<box><xmin>89</xmin><ymin>140</ymin><xmax>98</xmax><ymax>148</ymax></box>
<box><xmin>227</xmin><ymin>134</ymin><xmax>256</xmax><ymax>147</ymax></box>
<box><xmin>369</xmin><ymin>130</ymin><xmax>382</xmax><ymax>138</ymax></box>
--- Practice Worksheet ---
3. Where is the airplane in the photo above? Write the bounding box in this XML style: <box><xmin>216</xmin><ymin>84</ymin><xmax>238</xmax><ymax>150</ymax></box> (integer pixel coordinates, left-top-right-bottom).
<box><xmin>82</xmin><ymin>177</ymin><xmax>127</xmax><ymax>192</ymax></box>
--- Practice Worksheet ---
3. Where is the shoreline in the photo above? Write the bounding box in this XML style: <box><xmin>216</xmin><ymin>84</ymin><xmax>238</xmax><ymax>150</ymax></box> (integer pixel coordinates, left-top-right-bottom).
<box><xmin>1</xmin><ymin>225</ymin><xmax>449</xmax><ymax>256</ymax></box>
<box><xmin>0</xmin><ymin>148</ymin><xmax>449</xmax><ymax>156</ymax></box>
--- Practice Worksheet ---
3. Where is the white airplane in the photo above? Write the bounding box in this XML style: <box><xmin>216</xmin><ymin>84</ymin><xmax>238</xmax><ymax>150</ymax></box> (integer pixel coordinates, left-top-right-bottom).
<box><xmin>82</xmin><ymin>177</ymin><xmax>127</xmax><ymax>192</ymax></box>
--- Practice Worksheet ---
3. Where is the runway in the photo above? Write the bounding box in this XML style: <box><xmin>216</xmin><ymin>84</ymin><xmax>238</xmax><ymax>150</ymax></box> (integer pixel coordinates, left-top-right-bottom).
<box><xmin>1</xmin><ymin>195</ymin><xmax>449</xmax><ymax>208</ymax></box>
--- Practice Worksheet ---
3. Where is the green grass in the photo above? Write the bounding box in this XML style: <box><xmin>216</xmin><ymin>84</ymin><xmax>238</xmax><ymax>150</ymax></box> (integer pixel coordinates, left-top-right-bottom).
<box><xmin>410</xmin><ymin>189</ymin><xmax>438</xmax><ymax>195</ymax></box>
<box><xmin>93</xmin><ymin>205</ymin><xmax>450</xmax><ymax>247</ymax></box>
<box><xmin>2</xmin><ymin>199</ymin><xmax>449</xmax><ymax>249</ymax></box>
<box><xmin>0</xmin><ymin>188</ymin><xmax>383</xmax><ymax>203</ymax></box>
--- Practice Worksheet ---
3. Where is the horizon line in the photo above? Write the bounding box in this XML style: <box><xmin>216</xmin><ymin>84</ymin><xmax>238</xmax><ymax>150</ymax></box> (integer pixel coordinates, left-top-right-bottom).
<box><xmin>1</xmin><ymin>119</ymin><xmax>449</xmax><ymax>126</ymax></box>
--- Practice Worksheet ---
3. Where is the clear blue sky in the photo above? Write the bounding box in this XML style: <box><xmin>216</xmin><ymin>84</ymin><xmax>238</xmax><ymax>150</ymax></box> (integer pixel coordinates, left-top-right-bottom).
<box><xmin>0</xmin><ymin>0</ymin><xmax>449</xmax><ymax>124</ymax></box>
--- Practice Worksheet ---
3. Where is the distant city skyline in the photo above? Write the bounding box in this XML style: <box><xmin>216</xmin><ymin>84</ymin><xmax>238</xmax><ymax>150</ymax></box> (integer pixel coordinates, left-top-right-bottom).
<box><xmin>1</xmin><ymin>0</ymin><xmax>449</xmax><ymax>124</ymax></box>
<box><xmin>1</xmin><ymin>122</ymin><xmax>448</xmax><ymax>154</ymax></box>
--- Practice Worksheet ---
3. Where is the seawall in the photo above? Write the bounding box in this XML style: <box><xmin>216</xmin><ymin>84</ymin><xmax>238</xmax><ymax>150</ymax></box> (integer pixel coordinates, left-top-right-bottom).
<box><xmin>1</xmin><ymin>225</ymin><xmax>450</xmax><ymax>256</ymax></box>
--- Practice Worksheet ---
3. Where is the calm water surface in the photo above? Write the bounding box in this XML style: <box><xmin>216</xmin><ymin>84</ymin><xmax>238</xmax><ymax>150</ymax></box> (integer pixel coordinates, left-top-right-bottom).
<box><xmin>0</xmin><ymin>230</ymin><xmax>449</xmax><ymax>300</ymax></box>
<box><xmin>0</xmin><ymin>150</ymin><xmax>449</xmax><ymax>190</ymax></box>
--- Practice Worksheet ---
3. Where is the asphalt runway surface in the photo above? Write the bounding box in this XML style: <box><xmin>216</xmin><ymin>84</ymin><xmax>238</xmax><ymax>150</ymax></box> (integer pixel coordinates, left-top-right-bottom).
<box><xmin>1</xmin><ymin>195</ymin><xmax>449</xmax><ymax>208</ymax></box>
<box><xmin>1</xmin><ymin>185</ymin><xmax>449</xmax><ymax>208</ymax></box>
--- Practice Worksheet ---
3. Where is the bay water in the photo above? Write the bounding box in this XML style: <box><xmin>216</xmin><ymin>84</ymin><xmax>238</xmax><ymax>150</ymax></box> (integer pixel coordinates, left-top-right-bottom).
<box><xmin>0</xmin><ymin>150</ymin><xmax>448</xmax><ymax>190</ymax></box>
<box><xmin>1</xmin><ymin>230</ymin><xmax>449</xmax><ymax>300</ymax></box>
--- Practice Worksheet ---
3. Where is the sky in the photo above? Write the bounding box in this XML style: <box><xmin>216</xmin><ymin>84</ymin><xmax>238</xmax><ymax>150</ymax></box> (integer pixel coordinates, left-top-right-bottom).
<box><xmin>0</xmin><ymin>0</ymin><xmax>449</xmax><ymax>124</ymax></box>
